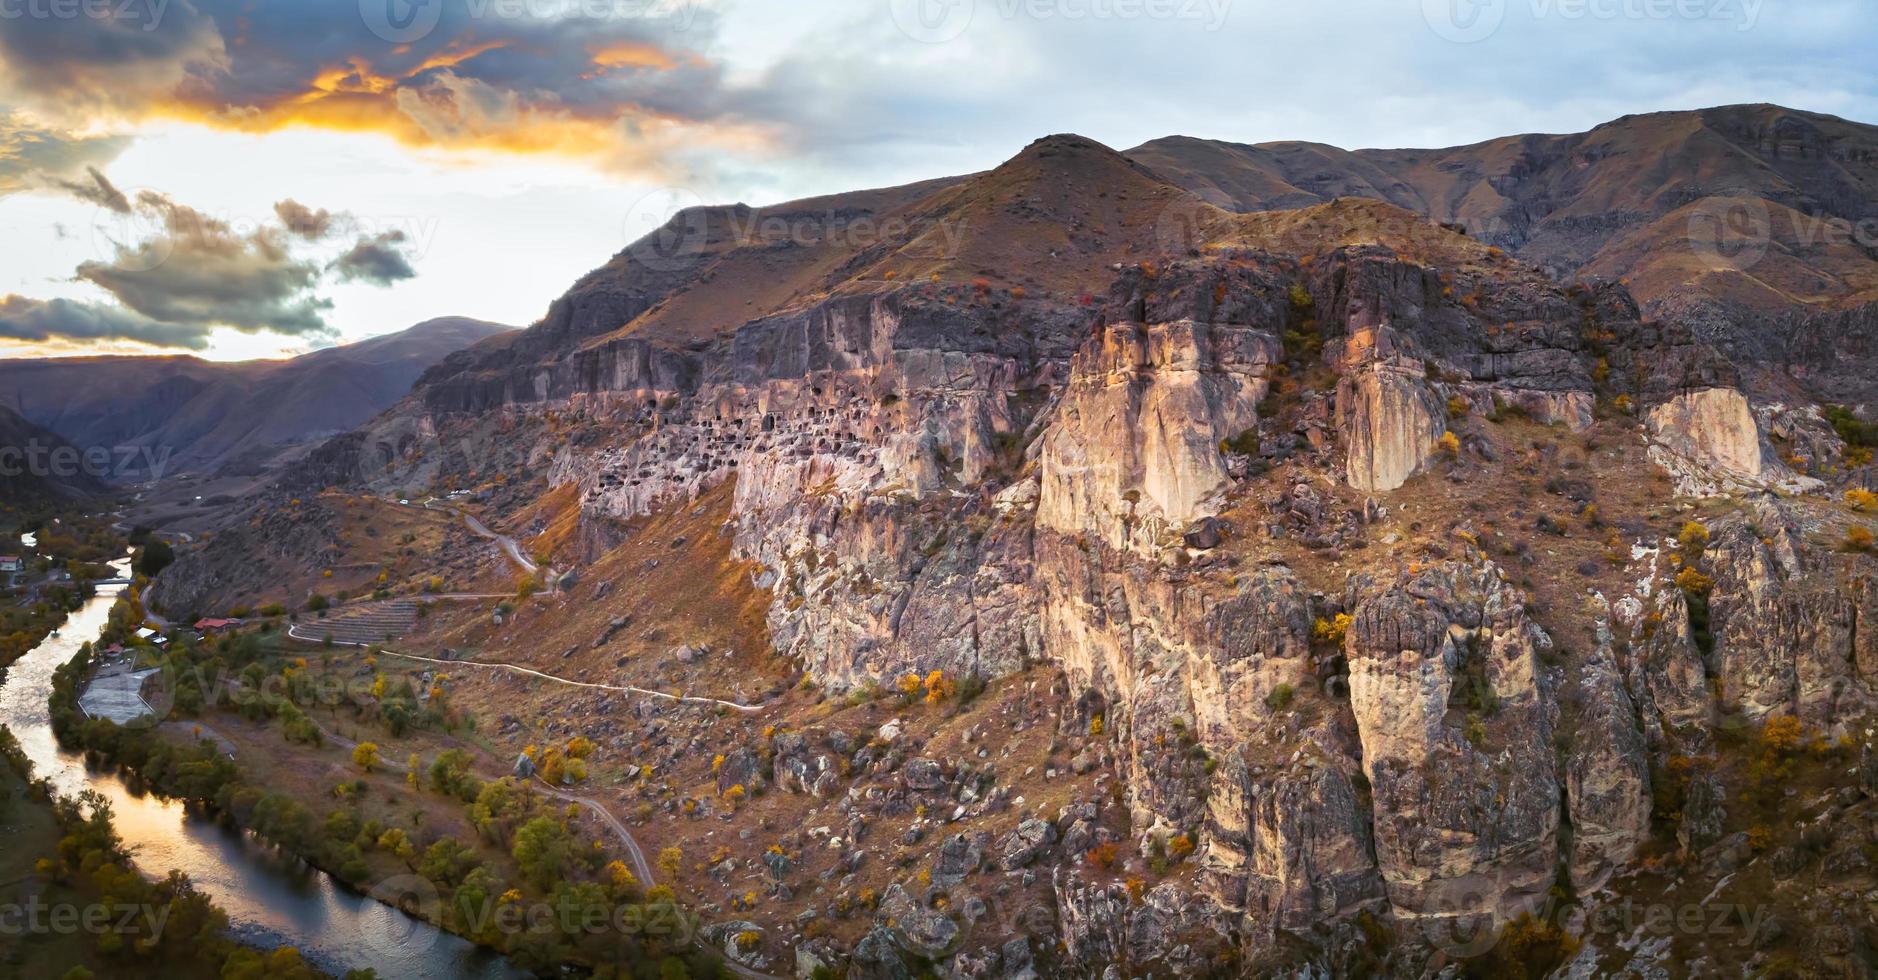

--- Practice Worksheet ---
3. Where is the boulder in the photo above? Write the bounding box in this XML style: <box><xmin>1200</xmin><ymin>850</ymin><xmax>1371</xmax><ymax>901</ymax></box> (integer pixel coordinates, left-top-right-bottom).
<box><xmin>996</xmin><ymin>818</ymin><xmax>1057</xmax><ymax>871</ymax></box>
<box><xmin>902</xmin><ymin>758</ymin><xmax>945</xmax><ymax>791</ymax></box>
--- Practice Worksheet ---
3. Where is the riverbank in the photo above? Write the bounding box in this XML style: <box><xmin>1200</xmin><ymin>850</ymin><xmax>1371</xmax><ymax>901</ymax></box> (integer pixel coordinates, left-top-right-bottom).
<box><xmin>51</xmin><ymin>603</ymin><xmax>723</xmax><ymax>977</ymax></box>
<box><xmin>0</xmin><ymin>562</ymin><xmax>522</xmax><ymax>978</ymax></box>
<box><xmin>0</xmin><ymin>726</ymin><xmax>320</xmax><ymax>978</ymax></box>
<box><xmin>2</xmin><ymin>515</ymin><xmax>122</xmax><ymax>670</ymax></box>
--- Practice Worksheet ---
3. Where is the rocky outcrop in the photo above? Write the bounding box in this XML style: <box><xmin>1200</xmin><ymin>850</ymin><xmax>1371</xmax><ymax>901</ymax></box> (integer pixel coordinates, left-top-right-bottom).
<box><xmin>1702</xmin><ymin>511</ymin><xmax>1877</xmax><ymax>733</ymax></box>
<box><xmin>1037</xmin><ymin>317</ymin><xmax>1276</xmax><ymax>552</ymax></box>
<box><xmin>1203</xmin><ymin>751</ymin><xmax>1384</xmax><ymax>938</ymax></box>
<box><xmin>1563</xmin><ymin>640</ymin><xmax>1652</xmax><ymax>891</ymax></box>
<box><xmin>1646</xmin><ymin>387</ymin><xmax>1763</xmax><ymax>481</ymax></box>
<box><xmin>1337</xmin><ymin>361</ymin><xmax>1446</xmax><ymax>492</ymax></box>
<box><xmin>1345</xmin><ymin>560</ymin><xmax>1560</xmax><ymax>925</ymax></box>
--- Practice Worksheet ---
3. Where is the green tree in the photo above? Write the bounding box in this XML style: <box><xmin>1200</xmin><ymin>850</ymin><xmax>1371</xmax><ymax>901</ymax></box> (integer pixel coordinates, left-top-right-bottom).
<box><xmin>134</xmin><ymin>538</ymin><xmax>174</xmax><ymax>577</ymax></box>
<box><xmin>511</xmin><ymin>815</ymin><xmax>571</xmax><ymax>889</ymax></box>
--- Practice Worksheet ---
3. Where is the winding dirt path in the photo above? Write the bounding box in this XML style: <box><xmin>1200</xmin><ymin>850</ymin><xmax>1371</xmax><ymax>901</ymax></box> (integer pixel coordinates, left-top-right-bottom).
<box><xmin>423</xmin><ymin>499</ymin><xmax>541</xmax><ymax>577</ymax></box>
<box><xmin>283</xmin><ymin>631</ymin><xmax>767</xmax><ymax>715</ymax></box>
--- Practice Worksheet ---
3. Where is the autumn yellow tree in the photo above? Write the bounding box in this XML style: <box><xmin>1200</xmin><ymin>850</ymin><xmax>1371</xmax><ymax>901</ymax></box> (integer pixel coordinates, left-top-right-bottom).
<box><xmin>352</xmin><ymin>742</ymin><xmax>380</xmax><ymax>773</ymax></box>
<box><xmin>657</xmin><ymin>846</ymin><xmax>683</xmax><ymax>881</ymax></box>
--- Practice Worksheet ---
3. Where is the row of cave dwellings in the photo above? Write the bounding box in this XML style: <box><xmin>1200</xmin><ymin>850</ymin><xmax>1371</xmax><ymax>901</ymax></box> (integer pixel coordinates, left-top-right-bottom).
<box><xmin>585</xmin><ymin>386</ymin><xmax>889</xmax><ymax>500</ymax></box>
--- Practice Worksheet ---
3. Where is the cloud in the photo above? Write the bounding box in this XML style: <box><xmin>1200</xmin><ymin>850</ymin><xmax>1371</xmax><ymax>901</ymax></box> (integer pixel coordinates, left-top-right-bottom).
<box><xmin>0</xmin><ymin>113</ymin><xmax>131</xmax><ymax>198</ymax></box>
<box><xmin>75</xmin><ymin>192</ymin><xmax>333</xmax><ymax>336</ymax></box>
<box><xmin>329</xmin><ymin>230</ymin><xmax>416</xmax><ymax>285</ymax></box>
<box><xmin>0</xmin><ymin>293</ymin><xmax>213</xmax><ymax>350</ymax></box>
<box><xmin>50</xmin><ymin>165</ymin><xmax>130</xmax><ymax>213</ymax></box>
<box><xmin>3</xmin><ymin>177</ymin><xmax>425</xmax><ymax>353</ymax></box>
<box><xmin>274</xmin><ymin>198</ymin><xmax>336</xmax><ymax>240</ymax></box>
<box><xmin>0</xmin><ymin>1</ymin><xmax>768</xmax><ymax>177</ymax></box>
<box><xmin>0</xmin><ymin>0</ymin><xmax>227</xmax><ymax>118</ymax></box>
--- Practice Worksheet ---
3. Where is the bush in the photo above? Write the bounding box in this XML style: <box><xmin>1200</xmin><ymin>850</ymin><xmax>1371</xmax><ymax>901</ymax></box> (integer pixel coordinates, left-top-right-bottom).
<box><xmin>1677</xmin><ymin>521</ymin><xmax>1709</xmax><ymax>560</ymax></box>
<box><xmin>1824</xmin><ymin>404</ymin><xmax>1878</xmax><ymax>448</ymax></box>
<box><xmin>1265</xmin><ymin>684</ymin><xmax>1295</xmax><ymax>712</ymax></box>
<box><xmin>1438</xmin><ymin>431</ymin><xmax>1462</xmax><ymax>458</ymax></box>
<box><xmin>1471</xmin><ymin>913</ymin><xmax>1581</xmax><ymax>979</ymax></box>
<box><xmin>1219</xmin><ymin>428</ymin><xmax>1260</xmax><ymax>456</ymax></box>
<box><xmin>1847</xmin><ymin>488</ymin><xmax>1878</xmax><ymax>512</ymax></box>
<box><xmin>1675</xmin><ymin>566</ymin><xmax>1714</xmax><ymax>595</ymax></box>
<box><xmin>1847</xmin><ymin>525</ymin><xmax>1875</xmax><ymax>553</ymax></box>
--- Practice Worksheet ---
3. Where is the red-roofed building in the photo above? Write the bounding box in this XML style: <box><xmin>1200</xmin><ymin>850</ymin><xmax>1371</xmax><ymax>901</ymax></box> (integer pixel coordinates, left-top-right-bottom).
<box><xmin>194</xmin><ymin>618</ymin><xmax>241</xmax><ymax>633</ymax></box>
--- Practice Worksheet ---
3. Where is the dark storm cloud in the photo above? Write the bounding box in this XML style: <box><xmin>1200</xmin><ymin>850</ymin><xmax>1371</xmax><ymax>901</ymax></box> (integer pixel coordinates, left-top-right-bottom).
<box><xmin>0</xmin><ymin>0</ymin><xmax>759</xmax><ymax>173</ymax></box>
<box><xmin>0</xmin><ymin>0</ymin><xmax>227</xmax><ymax>117</ymax></box>
<box><xmin>329</xmin><ymin>230</ymin><xmax>416</xmax><ymax>285</ymax></box>
<box><xmin>0</xmin><ymin>293</ymin><xmax>214</xmax><ymax>350</ymax></box>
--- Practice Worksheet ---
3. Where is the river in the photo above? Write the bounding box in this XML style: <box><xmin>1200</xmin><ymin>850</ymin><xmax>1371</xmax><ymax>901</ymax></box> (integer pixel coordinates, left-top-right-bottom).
<box><xmin>0</xmin><ymin>552</ymin><xmax>525</xmax><ymax>978</ymax></box>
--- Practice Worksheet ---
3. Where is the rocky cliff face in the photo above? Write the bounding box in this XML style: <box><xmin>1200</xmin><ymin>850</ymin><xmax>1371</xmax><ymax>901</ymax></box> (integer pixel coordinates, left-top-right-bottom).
<box><xmin>213</xmin><ymin>129</ymin><xmax>1878</xmax><ymax>976</ymax></box>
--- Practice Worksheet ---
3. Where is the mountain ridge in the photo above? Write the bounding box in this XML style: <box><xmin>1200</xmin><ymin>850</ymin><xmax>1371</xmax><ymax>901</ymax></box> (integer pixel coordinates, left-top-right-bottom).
<box><xmin>0</xmin><ymin>316</ymin><xmax>514</xmax><ymax>477</ymax></box>
<box><xmin>158</xmin><ymin>104</ymin><xmax>1878</xmax><ymax>979</ymax></box>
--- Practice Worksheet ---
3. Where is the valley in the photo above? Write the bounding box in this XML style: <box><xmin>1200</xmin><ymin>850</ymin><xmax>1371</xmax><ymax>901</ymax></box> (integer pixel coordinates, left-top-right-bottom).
<box><xmin>10</xmin><ymin>104</ymin><xmax>1878</xmax><ymax>978</ymax></box>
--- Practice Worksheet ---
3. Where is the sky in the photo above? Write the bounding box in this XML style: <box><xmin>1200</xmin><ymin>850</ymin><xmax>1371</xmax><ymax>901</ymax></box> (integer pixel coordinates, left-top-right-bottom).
<box><xmin>0</xmin><ymin>0</ymin><xmax>1873</xmax><ymax>361</ymax></box>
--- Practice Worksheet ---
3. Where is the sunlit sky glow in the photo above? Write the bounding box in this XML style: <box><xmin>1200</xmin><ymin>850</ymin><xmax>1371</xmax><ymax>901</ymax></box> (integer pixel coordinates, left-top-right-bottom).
<box><xmin>0</xmin><ymin>0</ymin><xmax>1872</xmax><ymax>360</ymax></box>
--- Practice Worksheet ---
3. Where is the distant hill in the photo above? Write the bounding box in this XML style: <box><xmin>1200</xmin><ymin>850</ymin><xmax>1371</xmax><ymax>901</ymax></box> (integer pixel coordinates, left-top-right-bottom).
<box><xmin>0</xmin><ymin>317</ymin><xmax>513</xmax><ymax>478</ymax></box>
<box><xmin>0</xmin><ymin>404</ymin><xmax>108</xmax><ymax>501</ymax></box>
<box><xmin>1126</xmin><ymin>104</ymin><xmax>1878</xmax><ymax>318</ymax></box>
